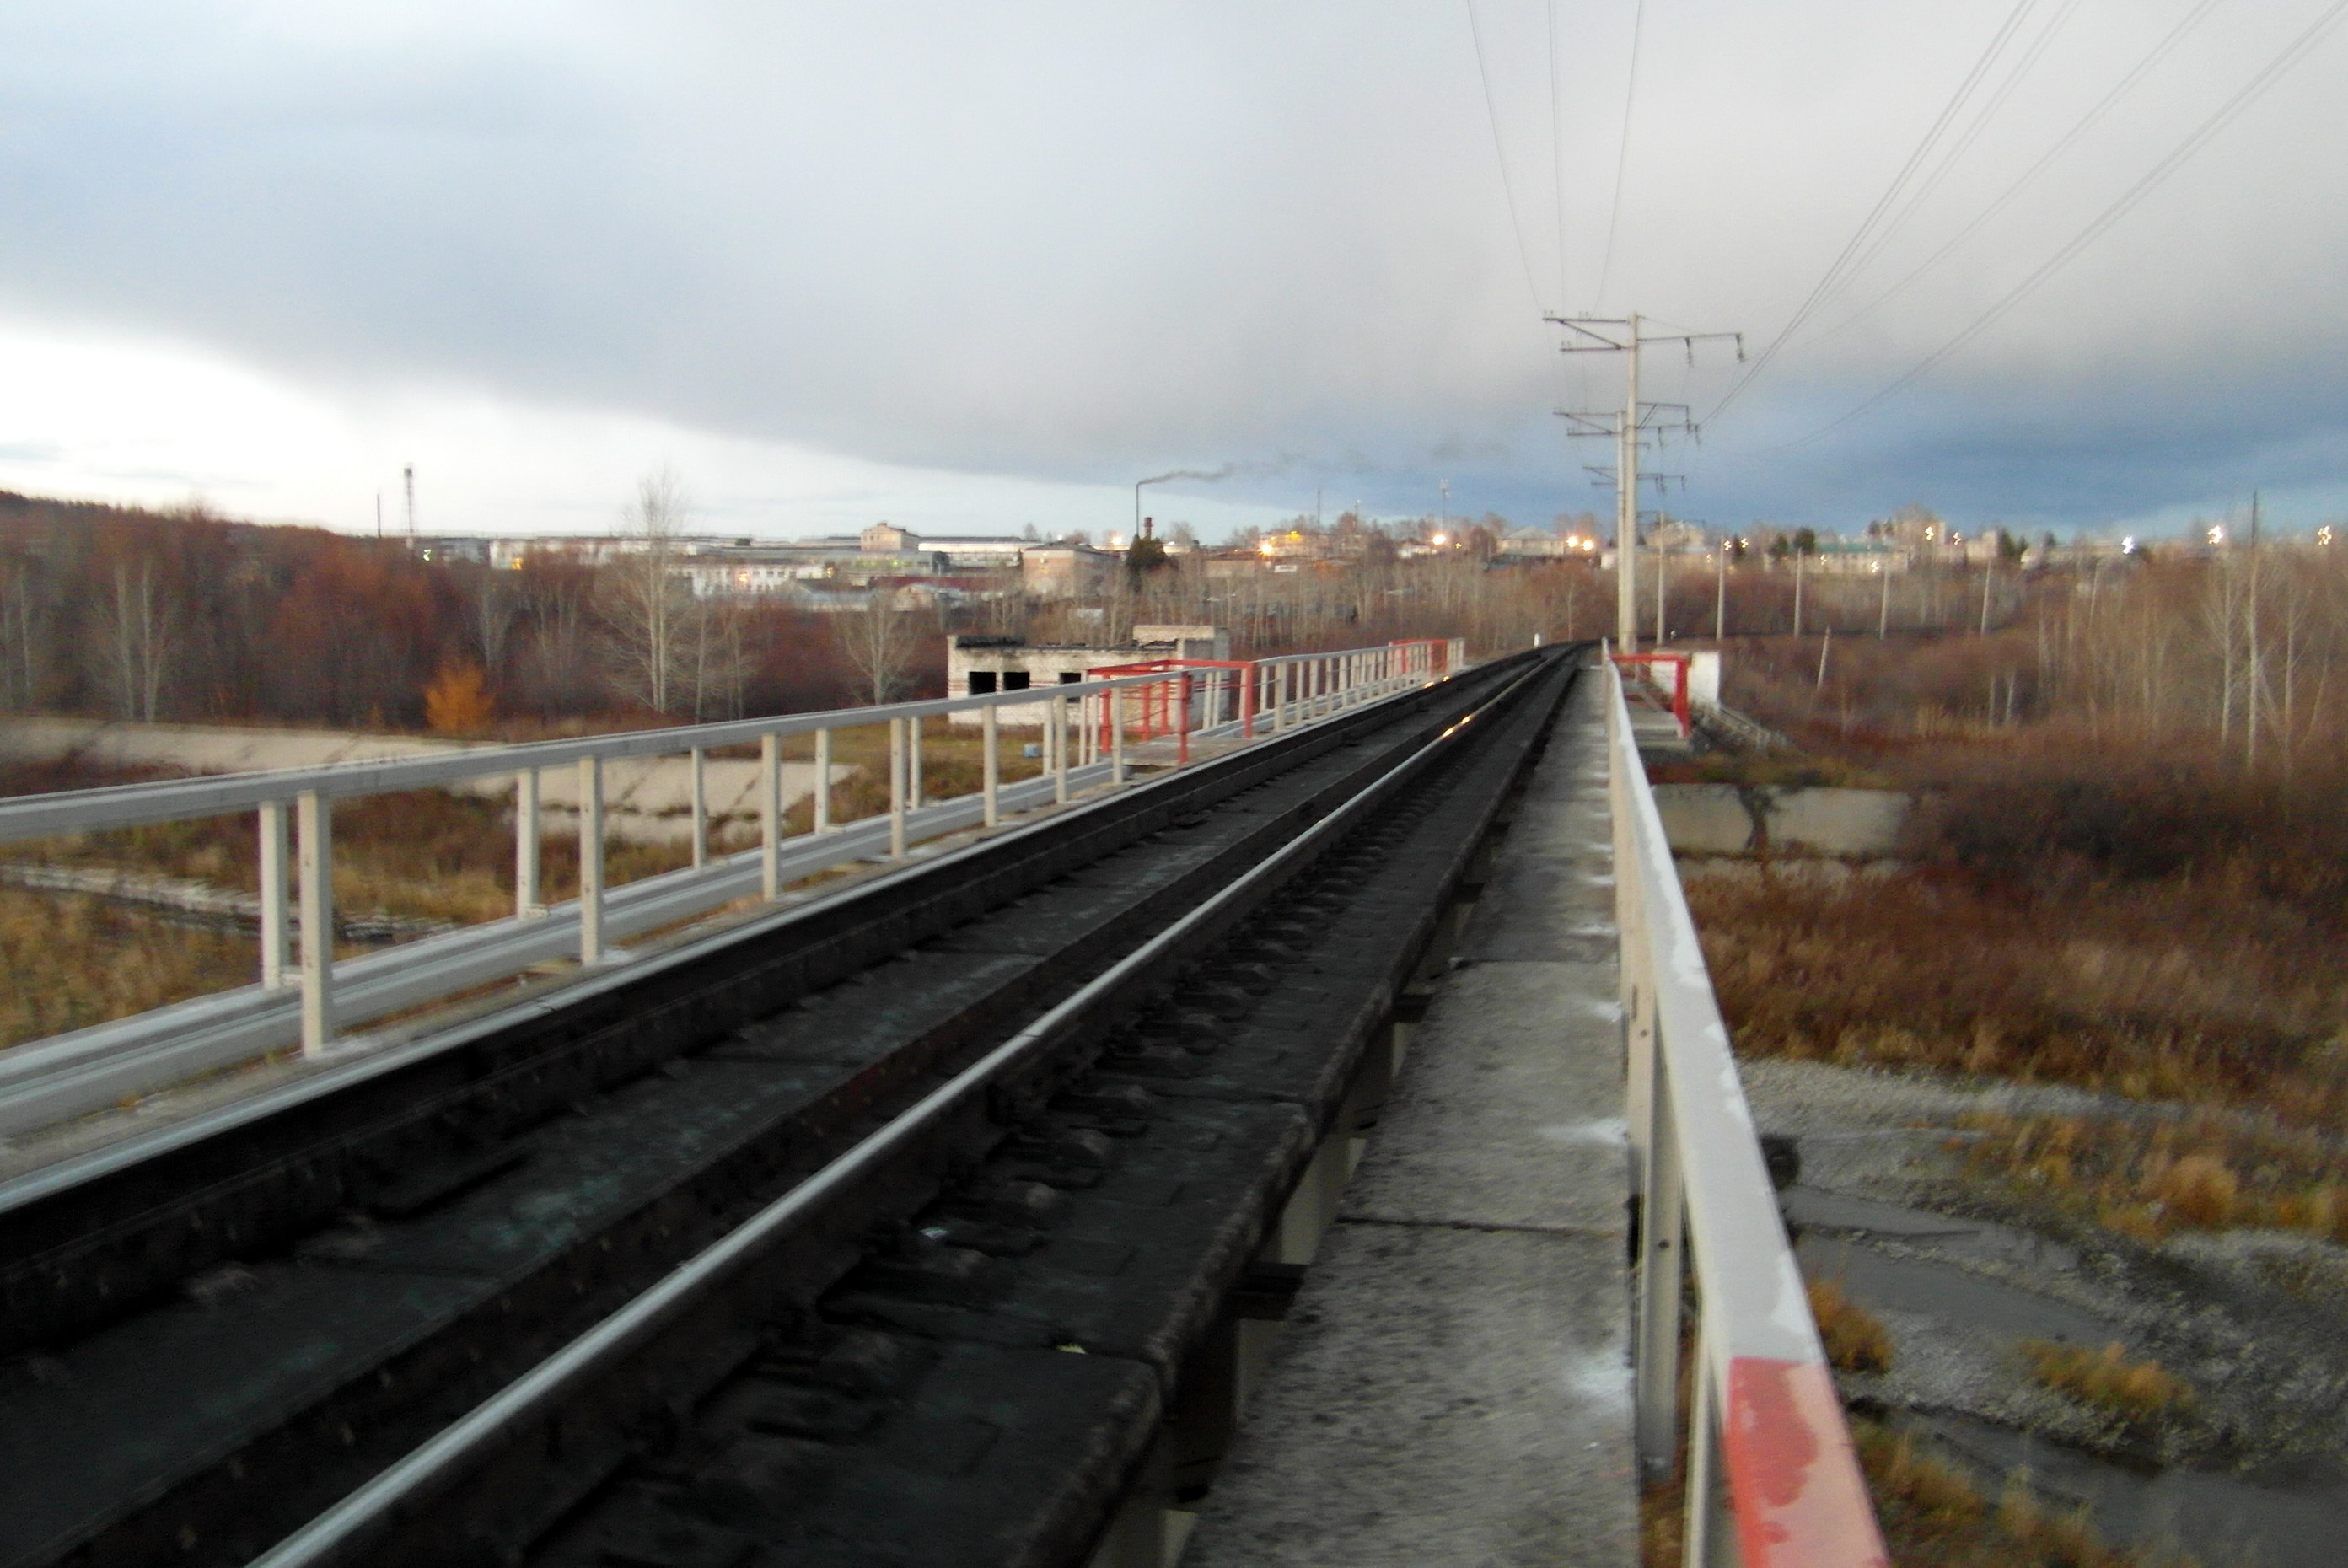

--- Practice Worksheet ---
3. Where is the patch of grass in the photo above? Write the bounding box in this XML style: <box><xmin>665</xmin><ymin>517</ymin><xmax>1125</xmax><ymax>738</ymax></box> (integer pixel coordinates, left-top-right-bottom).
<box><xmin>2021</xmin><ymin>1341</ymin><xmax>2192</xmax><ymax>1423</ymax></box>
<box><xmin>1808</xmin><ymin>1277</ymin><xmax>1894</xmax><ymax>1373</ymax></box>
<box><xmin>0</xmin><ymin>888</ymin><xmax>255</xmax><ymax>1049</ymax></box>
<box><xmin>1959</xmin><ymin>1111</ymin><xmax>2348</xmax><ymax>1247</ymax></box>
<box><xmin>1688</xmin><ymin>868</ymin><xmax>2348</xmax><ymax>1127</ymax></box>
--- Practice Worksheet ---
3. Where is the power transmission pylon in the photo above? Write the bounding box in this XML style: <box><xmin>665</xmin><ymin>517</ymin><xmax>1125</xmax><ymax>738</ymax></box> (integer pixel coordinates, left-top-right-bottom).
<box><xmin>1546</xmin><ymin>313</ymin><xmax>1742</xmax><ymax>652</ymax></box>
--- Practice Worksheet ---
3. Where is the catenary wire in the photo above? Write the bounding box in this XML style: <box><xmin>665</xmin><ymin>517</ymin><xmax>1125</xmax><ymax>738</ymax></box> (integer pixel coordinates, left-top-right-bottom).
<box><xmin>1550</xmin><ymin>0</ymin><xmax>1572</xmax><ymax>304</ymax></box>
<box><xmin>1819</xmin><ymin>0</ymin><xmax>2225</xmax><ymax>343</ymax></box>
<box><xmin>1831</xmin><ymin>0</ymin><xmax>2086</xmax><ymax>298</ymax></box>
<box><xmin>1593</xmin><ymin>0</ymin><xmax>1645</xmax><ymax>310</ymax></box>
<box><xmin>1465</xmin><ymin>0</ymin><xmax>1551</xmax><ymax>312</ymax></box>
<box><xmin>1705</xmin><ymin>0</ymin><xmax>2042</xmax><ymax>422</ymax></box>
<box><xmin>1772</xmin><ymin>0</ymin><xmax>2348</xmax><ymax>452</ymax></box>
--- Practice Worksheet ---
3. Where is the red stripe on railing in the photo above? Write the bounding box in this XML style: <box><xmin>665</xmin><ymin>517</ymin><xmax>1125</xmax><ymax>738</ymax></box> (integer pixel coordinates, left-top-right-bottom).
<box><xmin>1721</xmin><ymin>1358</ymin><xmax>1889</xmax><ymax>1568</ymax></box>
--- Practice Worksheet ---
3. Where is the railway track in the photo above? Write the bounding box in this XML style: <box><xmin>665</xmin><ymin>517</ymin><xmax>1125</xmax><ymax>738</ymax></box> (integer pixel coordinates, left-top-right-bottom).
<box><xmin>0</xmin><ymin>646</ymin><xmax>1583</xmax><ymax>1568</ymax></box>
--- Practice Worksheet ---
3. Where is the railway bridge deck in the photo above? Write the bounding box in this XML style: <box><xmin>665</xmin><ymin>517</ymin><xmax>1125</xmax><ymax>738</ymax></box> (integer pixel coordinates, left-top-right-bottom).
<box><xmin>0</xmin><ymin>645</ymin><xmax>1879</xmax><ymax>1568</ymax></box>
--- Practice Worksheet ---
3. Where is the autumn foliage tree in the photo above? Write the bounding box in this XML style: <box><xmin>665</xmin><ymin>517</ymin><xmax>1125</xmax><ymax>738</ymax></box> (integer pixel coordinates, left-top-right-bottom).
<box><xmin>423</xmin><ymin>662</ymin><xmax>496</xmax><ymax>733</ymax></box>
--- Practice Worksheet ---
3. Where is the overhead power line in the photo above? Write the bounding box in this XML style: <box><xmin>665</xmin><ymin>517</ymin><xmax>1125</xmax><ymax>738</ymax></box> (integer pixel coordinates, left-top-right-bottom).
<box><xmin>1830</xmin><ymin>0</ymin><xmax>2086</xmax><ymax>298</ymax></box>
<box><xmin>1549</xmin><ymin>0</ymin><xmax>1572</xmax><ymax>304</ymax></box>
<box><xmin>1593</xmin><ymin>0</ymin><xmax>1645</xmax><ymax>310</ymax></box>
<box><xmin>1820</xmin><ymin>0</ymin><xmax>2224</xmax><ymax>342</ymax></box>
<box><xmin>1706</xmin><ymin>0</ymin><xmax>2044</xmax><ymax>422</ymax></box>
<box><xmin>1778</xmin><ymin>0</ymin><xmax>2348</xmax><ymax>450</ymax></box>
<box><xmin>1465</xmin><ymin>0</ymin><xmax>1550</xmax><ymax>311</ymax></box>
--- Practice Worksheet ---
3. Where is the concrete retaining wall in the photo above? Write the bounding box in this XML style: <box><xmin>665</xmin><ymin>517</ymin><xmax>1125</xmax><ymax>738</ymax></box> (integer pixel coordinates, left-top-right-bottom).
<box><xmin>1651</xmin><ymin>783</ymin><xmax>1910</xmax><ymax>857</ymax></box>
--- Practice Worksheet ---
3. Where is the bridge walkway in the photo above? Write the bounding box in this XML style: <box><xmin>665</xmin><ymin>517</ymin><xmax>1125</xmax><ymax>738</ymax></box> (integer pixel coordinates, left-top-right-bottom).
<box><xmin>1183</xmin><ymin>666</ymin><xmax>1636</xmax><ymax>1565</ymax></box>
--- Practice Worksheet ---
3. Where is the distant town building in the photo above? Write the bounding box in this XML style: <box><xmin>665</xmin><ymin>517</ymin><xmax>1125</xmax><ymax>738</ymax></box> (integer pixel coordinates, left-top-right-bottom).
<box><xmin>1020</xmin><ymin>545</ymin><xmax>1117</xmax><ymax>599</ymax></box>
<box><xmin>945</xmin><ymin>625</ymin><xmax>1230</xmax><ymax>728</ymax></box>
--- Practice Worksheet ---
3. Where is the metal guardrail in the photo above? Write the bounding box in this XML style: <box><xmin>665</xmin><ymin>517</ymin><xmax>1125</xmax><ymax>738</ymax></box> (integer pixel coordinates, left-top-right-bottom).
<box><xmin>1696</xmin><ymin>700</ymin><xmax>1794</xmax><ymax>754</ymax></box>
<box><xmin>243</xmin><ymin>646</ymin><xmax>1535</xmax><ymax>1568</ymax></box>
<box><xmin>0</xmin><ymin>638</ymin><xmax>1465</xmax><ymax>1138</ymax></box>
<box><xmin>1605</xmin><ymin>659</ymin><xmax>1889</xmax><ymax>1567</ymax></box>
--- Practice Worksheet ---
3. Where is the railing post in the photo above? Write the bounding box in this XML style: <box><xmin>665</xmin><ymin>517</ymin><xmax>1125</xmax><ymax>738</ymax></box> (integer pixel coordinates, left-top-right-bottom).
<box><xmin>814</xmin><ymin>728</ymin><xmax>832</xmax><ymax>832</ymax></box>
<box><xmin>258</xmin><ymin>799</ymin><xmax>289</xmax><ymax>990</ymax></box>
<box><xmin>578</xmin><ymin>755</ymin><xmax>604</xmax><ymax>965</ymax></box>
<box><xmin>981</xmin><ymin>702</ymin><xmax>1001</xmax><ymax>826</ymax></box>
<box><xmin>1682</xmin><ymin>1329</ymin><xmax>1738</xmax><ymax>1568</ymax></box>
<box><xmin>889</xmin><ymin>717</ymin><xmax>908</xmax><ymax>859</ymax></box>
<box><xmin>1241</xmin><ymin>662</ymin><xmax>1256</xmax><ymax>737</ymax></box>
<box><xmin>1633</xmin><ymin>1055</ymin><xmax>1687</xmax><ymax>1475</ymax></box>
<box><xmin>760</xmin><ymin>732</ymin><xmax>782</xmax><ymax>899</ymax></box>
<box><xmin>515</xmin><ymin>769</ymin><xmax>543</xmax><ymax>917</ymax></box>
<box><xmin>1110</xmin><ymin>685</ymin><xmax>1126</xmax><ymax>784</ymax></box>
<box><xmin>689</xmin><ymin>746</ymin><xmax>707</xmax><ymax>871</ymax></box>
<box><xmin>295</xmin><ymin>790</ymin><xmax>334</xmax><ymax>1055</ymax></box>
<box><xmin>1053</xmin><ymin>692</ymin><xmax>1070</xmax><ymax>804</ymax></box>
<box><xmin>909</xmin><ymin>713</ymin><xmax>925</xmax><ymax>812</ymax></box>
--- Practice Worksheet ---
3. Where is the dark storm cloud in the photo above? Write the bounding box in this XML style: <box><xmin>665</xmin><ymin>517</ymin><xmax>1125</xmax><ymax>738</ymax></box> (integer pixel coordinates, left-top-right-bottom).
<box><xmin>2</xmin><ymin>2</ymin><xmax>2345</xmax><ymax>535</ymax></box>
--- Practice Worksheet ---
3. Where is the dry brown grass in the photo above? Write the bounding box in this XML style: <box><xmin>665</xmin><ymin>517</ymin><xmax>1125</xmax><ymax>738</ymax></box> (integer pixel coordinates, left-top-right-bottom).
<box><xmin>1958</xmin><ymin>1110</ymin><xmax>2348</xmax><ymax>1246</ymax></box>
<box><xmin>1808</xmin><ymin>1278</ymin><xmax>1894</xmax><ymax>1373</ymax></box>
<box><xmin>1688</xmin><ymin>869</ymin><xmax>2348</xmax><ymax>1128</ymax></box>
<box><xmin>2021</xmin><ymin>1341</ymin><xmax>2192</xmax><ymax>1423</ymax></box>
<box><xmin>0</xmin><ymin>723</ymin><xmax>1072</xmax><ymax>1049</ymax></box>
<box><xmin>0</xmin><ymin>887</ymin><xmax>255</xmax><ymax>1049</ymax></box>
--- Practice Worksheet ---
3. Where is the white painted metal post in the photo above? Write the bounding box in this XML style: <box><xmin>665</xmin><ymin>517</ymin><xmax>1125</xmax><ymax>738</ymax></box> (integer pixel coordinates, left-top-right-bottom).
<box><xmin>1682</xmin><ymin>1331</ymin><xmax>1737</xmax><ymax>1568</ymax></box>
<box><xmin>259</xmin><ymin>800</ymin><xmax>289</xmax><ymax>989</ymax></box>
<box><xmin>578</xmin><ymin>755</ymin><xmax>604</xmax><ymax>965</ymax></box>
<box><xmin>296</xmin><ymin>790</ymin><xmax>334</xmax><ymax>1055</ymax></box>
<box><xmin>515</xmin><ymin>770</ymin><xmax>543</xmax><ymax>917</ymax></box>
<box><xmin>1052</xmin><ymin>694</ymin><xmax>1070</xmax><ymax>805</ymax></box>
<box><xmin>981</xmin><ymin>703</ymin><xmax>1001</xmax><ymax>826</ymax></box>
<box><xmin>760</xmin><ymin>732</ymin><xmax>782</xmax><ymax>900</ymax></box>
<box><xmin>813</xmin><ymin>728</ymin><xmax>832</xmax><ymax>832</ymax></box>
<box><xmin>689</xmin><ymin>747</ymin><xmax>707</xmax><ymax>870</ymax></box>
<box><xmin>1110</xmin><ymin>688</ymin><xmax>1126</xmax><ymax>785</ymax></box>
<box><xmin>1633</xmin><ymin>1058</ymin><xmax>1687</xmax><ymax>1474</ymax></box>
<box><xmin>909</xmin><ymin>715</ymin><xmax>925</xmax><ymax>812</ymax></box>
<box><xmin>889</xmin><ymin>717</ymin><xmax>908</xmax><ymax>859</ymax></box>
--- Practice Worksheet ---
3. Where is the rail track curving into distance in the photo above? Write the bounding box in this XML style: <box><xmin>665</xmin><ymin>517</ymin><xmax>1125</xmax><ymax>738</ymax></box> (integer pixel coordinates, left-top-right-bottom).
<box><xmin>0</xmin><ymin>644</ymin><xmax>1584</xmax><ymax>1568</ymax></box>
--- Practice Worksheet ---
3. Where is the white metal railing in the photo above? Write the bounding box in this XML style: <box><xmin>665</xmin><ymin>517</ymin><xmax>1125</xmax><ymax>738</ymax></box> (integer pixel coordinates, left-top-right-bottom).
<box><xmin>0</xmin><ymin>638</ymin><xmax>1464</xmax><ymax>1137</ymax></box>
<box><xmin>1605</xmin><ymin>659</ymin><xmax>1888</xmax><ymax>1567</ymax></box>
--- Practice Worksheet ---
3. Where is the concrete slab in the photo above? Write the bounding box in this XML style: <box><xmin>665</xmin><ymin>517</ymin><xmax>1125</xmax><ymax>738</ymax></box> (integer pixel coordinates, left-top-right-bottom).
<box><xmin>1341</xmin><ymin>962</ymin><xmax>1626</xmax><ymax>1237</ymax></box>
<box><xmin>1765</xmin><ymin>786</ymin><xmax>1910</xmax><ymax>856</ymax></box>
<box><xmin>1179</xmin><ymin>1224</ymin><xmax>1636</xmax><ymax>1568</ymax></box>
<box><xmin>1180</xmin><ymin>662</ymin><xmax>1635</xmax><ymax>1567</ymax></box>
<box><xmin>1652</xmin><ymin>783</ymin><xmax>1754</xmax><ymax>855</ymax></box>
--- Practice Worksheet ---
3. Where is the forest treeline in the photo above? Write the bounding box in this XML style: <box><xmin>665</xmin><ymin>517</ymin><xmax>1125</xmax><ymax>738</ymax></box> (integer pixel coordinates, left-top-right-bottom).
<box><xmin>0</xmin><ymin>489</ymin><xmax>1605</xmax><ymax>733</ymax></box>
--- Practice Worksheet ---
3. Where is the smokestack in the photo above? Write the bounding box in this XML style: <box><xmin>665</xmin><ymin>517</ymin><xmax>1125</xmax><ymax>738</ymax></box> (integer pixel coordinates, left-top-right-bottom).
<box><xmin>1142</xmin><ymin>517</ymin><xmax>1154</xmax><ymax>540</ymax></box>
<box><xmin>403</xmin><ymin>464</ymin><xmax>416</xmax><ymax>540</ymax></box>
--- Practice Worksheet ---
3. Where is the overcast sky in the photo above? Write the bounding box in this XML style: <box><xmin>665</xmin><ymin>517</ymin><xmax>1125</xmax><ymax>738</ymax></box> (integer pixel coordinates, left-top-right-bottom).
<box><xmin>2</xmin><ymin>1</ymin><xmax>2343</xmax><ymax>542</ymax></box>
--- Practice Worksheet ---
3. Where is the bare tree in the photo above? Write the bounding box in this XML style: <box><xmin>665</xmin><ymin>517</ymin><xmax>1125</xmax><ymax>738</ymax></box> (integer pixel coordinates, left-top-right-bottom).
<box><xmin>93</xmin><ymin>561</ymin><xmax>173</xmax><ymax>721</ymax></box>
<box><xmin>599</xmin><ymin>467</ymin><xmax>701</xmax><ymax>715</ymax></box>
<box><xmin>832</xmin><ymin>588</ymin><xmax>919</xmax><ymax>705</ymax></box>
<box><xmin>0</xmin><ymin>553</ymin><xmax>52</xmax><ymax>712</ymax></box>
<box><xmin>469</xmin><ymin>568</ymin><xmax>522</xmax><ymax>681</ymax></box>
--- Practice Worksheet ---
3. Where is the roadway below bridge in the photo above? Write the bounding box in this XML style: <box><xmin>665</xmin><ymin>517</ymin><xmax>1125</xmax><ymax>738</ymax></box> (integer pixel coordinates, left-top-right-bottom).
<box><xmin>0</xmin><ymin>647</ymin><xmax>1654</xmax><ymax>1568</ymax></box>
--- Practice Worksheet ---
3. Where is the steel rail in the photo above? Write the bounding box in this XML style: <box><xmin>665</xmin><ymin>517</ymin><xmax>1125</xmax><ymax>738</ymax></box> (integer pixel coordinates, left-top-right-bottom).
<box><xmin>244</xmin><ymin>653</ymin><xmax>1549</xmax><ymax>1568</ymax></box>
<box><xmin>1606</xmin><ymin>657</ymin><xmax>1888</xmax><ymax>1566</ymax></box>
<box><xmin>0</xmin><ymin>663</ymin><xmax>1465</xmax><ymax>1216</ymax></box>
